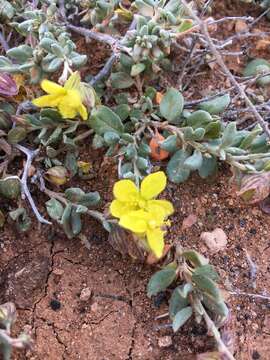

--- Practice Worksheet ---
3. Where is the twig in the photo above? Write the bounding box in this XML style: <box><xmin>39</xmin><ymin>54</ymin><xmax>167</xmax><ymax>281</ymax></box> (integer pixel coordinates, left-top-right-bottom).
<box><xmin>15</xmin><ymin>144</ymin><xmax>51</xmax><ymax>225</ymax></box>
<box><xmin>89</xmin><ymin>18</ymin><xmax>137</xmax><ymax>86</ymax></box>
<box><xmin>229</xmin><ymin>290</ymin><xmax>270</xmax><ymax>301</ymax></box>
<box><xmin>90</xmin><ymin>54</ymin><xmax>118</xmax><ymax>86</ymax></box>
<box><xmin>181</xmin><ymin>0</ymin><xmax>270</xmax><ymax>139</ymax></box>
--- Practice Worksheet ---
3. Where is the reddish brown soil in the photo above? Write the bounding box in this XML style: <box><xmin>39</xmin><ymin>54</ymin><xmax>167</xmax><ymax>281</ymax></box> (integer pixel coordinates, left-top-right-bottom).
<box><xmin>1</xmin><ymin>1</ymin><xmax>270</xmax><ymax>360</ymax></box>
<box><xmin>1</xmin><ymin>158</ymin><xmax>270</xmax><ymax>360</ymax></box>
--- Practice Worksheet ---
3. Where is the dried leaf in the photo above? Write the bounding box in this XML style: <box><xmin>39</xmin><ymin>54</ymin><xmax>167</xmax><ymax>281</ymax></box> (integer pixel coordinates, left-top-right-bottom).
<box><xmin>237</xmin><ymin>172</ymin><xmax>270</xmax><ymax>204</ymax></box>
<box><xmin>182</xmin><ymin>214</ymin><xmax>197</xmax><ymax>230</ymax></box>
<box><xmin>200</xmin><ymin>228</ymin><xmax>227</xmax><ymax>254</ymax></box>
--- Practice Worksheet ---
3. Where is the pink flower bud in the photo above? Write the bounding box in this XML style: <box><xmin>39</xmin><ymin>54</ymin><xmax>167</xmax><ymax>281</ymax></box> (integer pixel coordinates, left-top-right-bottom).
<box><xmin>0</xmin><ymin>73</ymin><xmax>18</xmax><ymax>97</ymax></box>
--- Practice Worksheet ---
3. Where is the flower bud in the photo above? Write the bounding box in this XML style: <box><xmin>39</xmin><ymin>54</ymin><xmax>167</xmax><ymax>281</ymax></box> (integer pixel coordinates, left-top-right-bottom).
<box><xmin>46</xmin><ymin>166</ymin><xmax>68</xmax><ymax>186</ymax></box>
<box><xmin>0</xmin><ymin>73</ymin><xmax>18</xmax><ymax>97</ymax></box>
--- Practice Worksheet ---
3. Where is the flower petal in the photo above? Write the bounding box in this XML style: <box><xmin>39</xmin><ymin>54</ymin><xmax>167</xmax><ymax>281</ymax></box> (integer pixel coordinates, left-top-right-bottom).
<box><xmin>140</xmin><ymin>171</ymin><xmax>167</xmax><ymax>200</ymax></box>
<box><xmin>119</xmin><ymin>210</ymin><xmax>148</xmax><ymax>233</ymax></box>
<box><xmin>78</xmin><ymin>103</ymin><xmax>88</xmax><ymax>120</ymax></box>
<box><xmin>147</xmin><ymin>200</ymin><xmax>174</xmax><ymax>217</ymax></box>
<box><xmin>113</xmin><ymin>179</ymin><xmax>139</xmax><ymax>202</ymax></box>
<box><xmin>110</xmin><ymin>200</ymin><xmax>137</xmax><ymax>218</ymax></box>
<box><xmin>147</xmin><ymin>228</ymin><xmax>165</xmax><ymax>258</ymax></box>
<box><xmin>64</xmin><ymin>72</ymin><xmax>81</xmax><ymax>91</ymax></box>
<box><xmin>58</xmin><ymin>100</ymin><xmax>77</xmax><ymax>119</ymax></box>
<box><xmin>32</xmin><ymin>94</ymin><xmax>62</xmax><ymax>108</ymax></box>
<box><xmin>41</xmin><ymin>80</ymin><xmax>66</xmax><ymax>95</ymax></box>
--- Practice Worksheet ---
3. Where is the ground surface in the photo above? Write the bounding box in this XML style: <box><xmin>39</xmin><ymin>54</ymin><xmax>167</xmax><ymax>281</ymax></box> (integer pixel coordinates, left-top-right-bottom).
<box><xmin>1</xmin><ymin>1</ymin><xmax>270</xmax><ymax>359</ymax></box>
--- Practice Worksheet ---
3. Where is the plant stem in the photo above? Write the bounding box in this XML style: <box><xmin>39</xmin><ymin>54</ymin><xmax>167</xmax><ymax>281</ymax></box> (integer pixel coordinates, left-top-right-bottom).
<box><xmin>199</xmin><ymin>301</ymin><xmax>236</xmax><ymax>360</ymax></box>
<box><xmin>43</xmin><ymin>188</ymin><xmax>107</xmax><ymax>224</ymax></box>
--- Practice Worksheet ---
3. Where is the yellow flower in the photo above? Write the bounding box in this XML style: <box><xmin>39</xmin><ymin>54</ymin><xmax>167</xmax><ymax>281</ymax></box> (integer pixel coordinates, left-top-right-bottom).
<box><xmin>32</xmin><ymin>72</ymin><xmax>88</xmax><ymax>120</ymax></box>
<box><xmin>119</xmin><ymin>204</ymin><xmax>170</xmax><ymax>258</ymax></box>
<box><xmin>110</xmin><ymin>171</ymin><xmax>174</xmax><ymax>218</ymax></box>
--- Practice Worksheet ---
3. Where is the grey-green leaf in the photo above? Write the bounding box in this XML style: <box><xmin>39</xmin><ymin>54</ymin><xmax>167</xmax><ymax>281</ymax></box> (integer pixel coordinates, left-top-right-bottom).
<box><xmin>147</xmin><ymin>268</ymin><xmax>177</xmax><ymax>297</ymax></box>
<box><xmin>46</xmin><ymin>198</ymin><xmax>64</xmax><ymax>220</ymax></box>
<box><xmin>183</xmin><ymin>150</ymin><xmax>203</xmax><ymax>171</ymax></box>
<box><xmin>198</xmin><ymin>94</ymin><xmax>230</xmax><ymax>114</ymax></box>
<box><xmin>169</xmin><ymin>286</ymin><xmax>190</xmax><ymax>319</ymax></box>
<box><xmin>160</xmin><ymin>88</ymin><xmax>184</xmax><ymax>122</ymax></box>
<box><xmin>89</xmin><ymin>106</ymin><xmax>124</xmax><ymax>135</ymax></box>
<box><xmin>166</xmin><ymin>149</ymin><xmax>190</xmax><ymax>183</ymax></box>
<box><xmin>111</xmin><ymin>72</ymin><xmax>134</xmax><ymax>89</ymax></box>
<box><xmin>172</xmin><ymin>306</ymin><xmax>193</xmax><ymax>332</ymax></box>
<box><xmin>198</xmin><ymin>156</ymin><xmax>217</xmax><ymax>179</ymax></box>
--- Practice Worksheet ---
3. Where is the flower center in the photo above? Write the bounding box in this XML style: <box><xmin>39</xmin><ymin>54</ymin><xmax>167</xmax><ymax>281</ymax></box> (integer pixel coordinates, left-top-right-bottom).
<box><xmin>148</xmin><ymin>220</ymin><xmax>157</xmax><ymax>229</ymax></box>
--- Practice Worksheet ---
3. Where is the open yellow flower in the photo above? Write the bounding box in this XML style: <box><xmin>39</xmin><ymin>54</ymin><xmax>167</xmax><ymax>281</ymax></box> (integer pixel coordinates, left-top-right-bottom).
<box><xmin>119</xmin><ymin>204</ymin><xmax>170</xmax><ymax>258</ymax></box>
<box><xmin>110</xmin><ymin>171</ymin><xmax>174</xmax><ymax>218</ymax></box>
<box><xmin>32</xmin><ymin>72</ymin><xmax>87</xmax><ymax>120</ymax></box>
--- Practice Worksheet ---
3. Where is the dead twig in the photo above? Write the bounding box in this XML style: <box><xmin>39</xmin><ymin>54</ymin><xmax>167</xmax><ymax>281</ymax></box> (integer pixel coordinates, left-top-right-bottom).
<box><xmin>181</xmin><ymin>0</ymin><xmax>270</xmax><ymax>139</ymax></box>
<box><xmin>15</xmin><ymin>144</ymin><xmax>51</xmax><ymax>225</ymax></box>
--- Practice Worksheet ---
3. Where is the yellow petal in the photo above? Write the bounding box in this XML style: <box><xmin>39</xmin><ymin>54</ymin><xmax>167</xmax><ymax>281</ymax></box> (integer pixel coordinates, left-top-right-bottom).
<box><xmin>41</xmin><ymin>79</ymin><xmax>66</xmax><ymax>95</ymax></box>
<box><xmin>110</xmin><ymin>200</ymin><xmax>137</xmax><ymax>218</ymax></box>
<box><xmin>140</xmin><ymin>171</ymin><xmax>167</xmax><ymax>200</ymax></box>
<box><xmin>66</xmin><ymin>89</ymin><xmax>83</xmax><ymax>107</ymax></box>
<box><xmin>119</xmin><ymin>210</ymin><xmax>148</xmax><ymax>233</ymax></box>
<box><xmin>113</xmin><ymin>179</ymin><xmax>139</xmax><ymax>202</ymax></box>
<box><xmin>32</xmin><ymin>94</ymin><xmax>62</xmax><ymax>108</ymax></box>
<box><xmin>78</xmin><ymin>103</ymin><xmax>88</xmax><ymax>120</ymax></box>
<box><xmin>58</xmin><ymin>100</ymin><xmax>77</xmax><ymax>119</ymax></box>
<box><xmin>147</xmin><ymin>200</ymin><xmax>174</xmax><ymax>217</ymax></box>
<box><xmin>64</xmin><ymin>72</ymin><xmax>81</xmax><ymax>91</ymax></box>
<box><xmin>147</xmin><ymin>228</ymin><xmax>165</xmax><ymax>258</ymax></box>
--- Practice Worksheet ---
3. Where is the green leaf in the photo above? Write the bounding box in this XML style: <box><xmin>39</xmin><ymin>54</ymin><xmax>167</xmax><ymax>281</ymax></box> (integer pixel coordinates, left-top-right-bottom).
<box><xmin>166</xmin><ymin>149</ymin><xmax>191</xmax><ymax>183</ymax></box>
<box><xmin>182</xmin><ymin>250</ymin><xmax>209</xmax><ymax>267</ymax></box>
<box><xmin>187</xmin><ymin>110</ymin><xmax>212</xmax><ymax>129</ymax></box>
<box><xmin>64</xmin><ymin>152</ymin><xmax>78</xmax><ymax>177</ymax></box>
<box><xmin>198</xmin><ymin>156</ymin><xmax>217</xmax><ymax>179</ymax></box>
<box><xmin>160</xmin><ymin>135</ymin><xmax>178</xmax><ymax>153</ymax></box>
<box><xmin>239</xmin><ymin>125</ymin><xmax>262</xmax><ymax>149</ymax></box>
<box><xmin>221</xmin><ymin>122</ymin><xmax>237</xmax><ymax>148</ymax></box>
<box><xmin>65</xmin><ymin>188</ymin><xmax>85</xmax><ymax>202</ymax></box>
<box><xmin>147</xmin><ymin>268</ymin><xmax>177</xmax><ymax>297</ymax></box>
<box><xmin>183</xmin><ymin>150</ymin><xmax>203</xmax><ymax>171</ymax></box>
<box><xmin>111</xmin><ymin>72</ymin><xmax>134</xmax><ymax>89</ymax></box>
<box><xmin>61</xmin><ymin>203</ymin><xmax>74</xmax><ymax>239</ymax></box>
<box><xmin>46</xmin><ymin>58</ymin><xmax>63</xmax><ymax>72</ymax></box>
<box><xmin>131</xmin><ymin>63</ymin><xmax>146</xmax><ymax>76</ymax></box>
<box><xmin>114</xmin><ymin>104</ymin><xmax>130</xmax><ymax>121</ymax></box>
<box><xmin>136</xmin><ymin>156</ymin><xmax>148</xmax><ymax>170</ymax></box>
<box><xmin>0</xmin><ymin>177</ymin><xmax>21</xmax><ymax>199</ymax></box>
<box><xmin>169</xmin><ymin>286</ymin><xmax>190</xmax><ymax>319</ymax></box>
<box><xmin>160</xmin><ymin>88</ymin><xmax>184</xmax><ymax>122</ymax></box>
<box><xmin>198</xmin><ymin>94</ymin><xmax>230</xmax><ymax>114</ymax></box>
<box><xmin>7</xmin><ymin>45</ymin><xmax>33</xmax><ymax>62</ymax></box>
<box><xmin>71</xmin><ymin>207</ymin><xmax>82</xmax><ymax>236</ymax></box>
<box><xmin>8</xmin><ymin>127</ymin><xmax>27</xmax><ymax>144</ymax></box>
<box><xmin>202</xmin><ymin>296</ymin><xmax>229</xmax><ymax>318</ymax></box>
<box><xmin>46</xmin><ymin>198</ymin><xmax>64</xmax><ymax>220</ymax></box>
<box><xmin>92</xmin><ymin>134</ymin><xmax>105</xmax><ymax>149</ymax></box>
<box><xmin>192</xmin><ymin>274</ymin><xmax>222</xmax><ymax>302</ymax></box>
<box><xmin>193</xmin><ymin>265</ymin><xmax>219</xmax><ymax>282</ymax></box>
<box><xmin>89</xmin><ymin>106</ymin><xmax>124</xmax><ymax>135</ymax></box>
<box><xmin>243</xmin><ymin>58</ymin><xmax>270</xmax><ymax>77</ymax></box>
<box><xmin>204</xmin><ymin>121</ymin><xmax>222</xmax><ymax>139</ymax></box>
<box><xmin>172</xmin><ymin>306</ymin><xmax>193</xmax><ymax>332</ymax></box>
<box><xmin>104</xmin><ymin>131</ymin><xmax>120</xmax><ymax>145</ymax></box>
<box><xmin>78</xmin><ymin>192</ymin><xmax>100</xmax><ymax>207</ymax></box>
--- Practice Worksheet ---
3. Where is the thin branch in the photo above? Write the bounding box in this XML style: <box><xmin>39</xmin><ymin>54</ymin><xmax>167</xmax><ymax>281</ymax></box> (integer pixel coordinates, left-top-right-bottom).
<box><xmin>15</xmin><ymin>144</ymin><xmax>51</xmax><ymax>225</ymax></box>
<box><xmin>181</xmin><ymin>0</ymin><xmax>270</xmax><ymax>139</ymax></box>
<box><xmin>89</xmin><ymin>18</ymin><xmax>137</xmax><ymax>86</ymax></box>
<box><xmin>229</xmin><ymin>290</ymin><xmax>270</xmax><ymax>301</ymax></box>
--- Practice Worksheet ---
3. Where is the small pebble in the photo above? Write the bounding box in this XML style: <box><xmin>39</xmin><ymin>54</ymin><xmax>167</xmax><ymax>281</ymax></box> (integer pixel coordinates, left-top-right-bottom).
<box><xmin>50</xmin><ymin>299</ymin><xmax>61</xmax><ymax>311</ymax></box>
<box><xmin>80</xmin><ymin>287</ymin><xmax>92</xmax><ymax>302</ymax></box>
<box><xmin>158</xmin><ymin>336</ymin><xmax>172</xmax><ymax>348</ymax></box>
<box><xmin>252</xmin><ymin>350</ymin><xmax>260</xmax><ymax>359</ymax></box>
